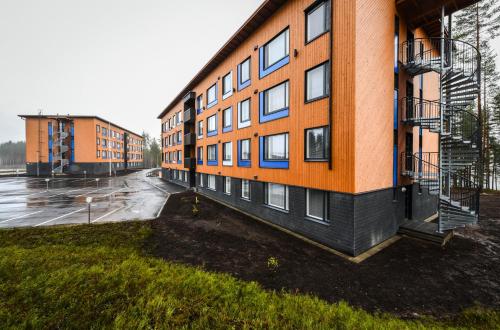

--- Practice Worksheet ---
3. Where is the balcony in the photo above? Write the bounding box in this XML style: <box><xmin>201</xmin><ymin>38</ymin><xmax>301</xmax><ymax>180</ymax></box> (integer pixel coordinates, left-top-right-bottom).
<box><xmin>184</xmin><ymin>157</ymin><xmax>196</xmax><ymax>169</ymax></box>
<box><xmin>184</xmin><ymin>107</ymin><xmax>195</xmax><ymax>124</ymax></box>
<box><xmin>184</xmin><ymin>132</ymin><xmax>196</xmax><ymax>146</ymax></box>
<box><xmin>183</xmin><ymin>91</ymin><xmax>196</xmax><ymax>104</ymax></box>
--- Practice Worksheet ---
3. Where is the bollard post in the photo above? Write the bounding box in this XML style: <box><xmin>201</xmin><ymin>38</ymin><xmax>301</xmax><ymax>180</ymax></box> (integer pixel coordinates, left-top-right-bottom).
<box><xmin>86</xmin><ymin>197</ymin><xmax>93</xmax><ymax>224</ymax></box>
<box><xmin>45</xmin><ymin>178</ymin><xmax>50</xmax><ymax>191</ymax></box>
<box><xmin>96</xmin><ymin>178</ymin><xmax>100</xmax><ymax>188</ymax></box>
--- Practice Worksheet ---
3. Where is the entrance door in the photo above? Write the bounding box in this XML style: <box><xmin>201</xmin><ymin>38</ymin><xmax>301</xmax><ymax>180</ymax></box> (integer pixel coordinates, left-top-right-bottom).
<box><xmin>405</xmin><ymin>132</ymin><xmax>414</xmax><ymax>173</ymax></box>
<box><xmin>404</xmin><ymin>184</ymin><xmax>413</xmax><ymax>220</ymax></box>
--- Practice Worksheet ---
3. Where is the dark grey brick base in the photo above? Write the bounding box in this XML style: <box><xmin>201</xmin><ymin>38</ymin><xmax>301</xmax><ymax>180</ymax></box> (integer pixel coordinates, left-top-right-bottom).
<box><xmin>161</xmin><ymin>168</ymin><xmax>192</xmax><ymax>188</ymax></box>
<box><xmin>190</xmin><ymin>174</ymin><xmax>438</xmax><ymax>256</ymax></box>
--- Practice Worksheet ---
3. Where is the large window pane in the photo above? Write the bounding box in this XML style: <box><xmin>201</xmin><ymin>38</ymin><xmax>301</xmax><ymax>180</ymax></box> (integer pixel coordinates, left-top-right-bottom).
<box><xmin>265</xmin><ymin>134</ymin><xmax>288</xmax><ymax>160</ymax></box>
<box><xmin>241</xmin><ymin>179</ymin><xmax>250</xmax><ymax>199</ymax></box>
<box><xmin>208</xmin><ymin>115</ymin><xmax>217</xmax><ymax>132</ymax></box>
<box><xmin>264</xmin><ymin>29</ymin><xmax>289</xmax><ymax>69</ymax></box>
<box><xmin>264</xmin><ymin>81</ymin><xmax>289</xmax><ymax>115</ymax></box>
<box><xmin>239</xmin><ymin>99</ymin><xmax>251</xmax><ymax>123</ymax></box>
<box><xmin>208</xmin><ymin>175</ymin><xmax>216</xmax><ymax>190</ymax></box>
<box><xmin>306</xmin><ymin>127</ymin><xmax>328</xmax><ymax>160</ymax></box>
<box><xmin>306</xmin><ymin>63</ymin><xmax>328</xmax><ymax>101</ymax></box>
<box><xmin>307</xmin><ymin>189</ymin><xmax>329</xmax><ymax>221</ymax></box>
<box><xmin>307</xmin><ymin>1</ymin><xmax>328</xmax><ymax>42</ymax></box>
<box><xmin>208</xmin><ymin>145</ymin><xmax>216</xmax><ymax>161</ymax></box>
<box><xmin>240</xmin><ymin>58</ymin><xmax>251</xmax><ymax>83</ymax></box>
<box><xmin>223</xmin><ymin>72</ymin><xmax>232</xmax><ymax>96</ymax></box>
<box><xmin>223</xmin><ymin>142</ymin><xmax>232</xmax><ymax>161</ymax></box>
<box><xmin>266</xmin><ymin>183</ymin><xmax>288</xmax><ymax>210</ymax></box>
<box><xmin>207</xmin><ymin>84</ymin><xmax>217</xmax><ymax>104</ymax></box>
<box><xmin>224</xmin><ymin>177</ymin><xmax>231</xmax><ymax>194</ymax></box>
<box><xmin>223</xmin><ymin>108</ymin><xmax>231</xmax><ymax>128</ymax></box>
<box><xmin>241</xmin><ymin>139</ymin><xmax>250</xmax><ymax>160</ymax></box>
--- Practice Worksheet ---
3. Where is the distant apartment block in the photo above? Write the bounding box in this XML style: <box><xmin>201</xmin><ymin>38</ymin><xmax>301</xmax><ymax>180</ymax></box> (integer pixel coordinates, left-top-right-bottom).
<box><xmin>158</xmin><ymin>0</ymin><xmax>482</xmax><ymax>256</ymax></box>
<box><xmin>20</xmin><ymin>115</ymin><xmax>144</xmax><ymax>176</ymax></box>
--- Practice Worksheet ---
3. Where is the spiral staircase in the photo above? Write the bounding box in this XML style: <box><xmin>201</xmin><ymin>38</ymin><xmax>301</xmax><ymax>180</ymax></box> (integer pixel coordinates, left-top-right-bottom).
<box><xmin>52</xmin><ymin>122</ymin><xmax>70</xmax><ymax>174</ymax></box>
<box><xmin>400</xmin><ymin>37</ymin><xmax>481</xmax><ymax>232</ymax></box>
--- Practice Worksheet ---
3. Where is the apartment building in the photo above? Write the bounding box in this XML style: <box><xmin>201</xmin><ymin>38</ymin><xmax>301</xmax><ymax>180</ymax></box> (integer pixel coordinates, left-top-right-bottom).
<box><xmin>20</xmin><ymin>115</ymin><xmax>144</xmax><ymax>176</ymax></box>
<box><xmin>158</xmin><ymin>0</ymin><xmax>481</xmax><ymax>256</ymax></box>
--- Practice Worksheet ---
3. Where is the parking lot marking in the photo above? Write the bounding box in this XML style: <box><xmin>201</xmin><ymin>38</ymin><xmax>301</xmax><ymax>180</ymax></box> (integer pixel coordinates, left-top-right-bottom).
<box><xmin>100</xmin><ymin>187</ymin><xmax>126</xmax><ymax>198</ymax></box>
<box><xmin>34</xmin><ymin>207</ymin><xmax>87</xmax><ymax>227</ymax></box>
<box><xmin>0</xmin><ymin>210</ymin><xmax>44</xmax><ymax>224</ymax></box>
<box><xmin>91</xmin><ymin>205</ymin><xmax>127</xmax><ymax>223</ymax></box>
<box><xmin>0</xmin><ymin>189</ymin><xmax>55</xmax><ymax>202</ymax></box>
<box><xmin>47</xmin><ymin>187</ymin><xmax>89</xmax><ymax>198</ymax></box>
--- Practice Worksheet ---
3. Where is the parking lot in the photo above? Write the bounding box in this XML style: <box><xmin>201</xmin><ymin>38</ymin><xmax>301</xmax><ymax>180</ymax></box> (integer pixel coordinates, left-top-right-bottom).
<box><xmin>0</xmin><ymin>170</ymin><xmax>184</xmax><ymax>228</ymax></box>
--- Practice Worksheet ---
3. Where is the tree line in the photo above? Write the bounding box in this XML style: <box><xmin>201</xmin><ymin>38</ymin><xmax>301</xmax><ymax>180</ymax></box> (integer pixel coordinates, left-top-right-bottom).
<box><xmin>0</xmin><ymin>141</ymin><xmax>25</xmax><ymax>166</ymax></box>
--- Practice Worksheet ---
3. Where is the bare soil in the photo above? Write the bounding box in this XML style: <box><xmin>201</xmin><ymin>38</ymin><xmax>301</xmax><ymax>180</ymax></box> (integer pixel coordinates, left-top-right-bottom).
<box><xmin>147</xmin><ymin>192</ymin><xmax>500</xmax><ymax>319</ymax></box>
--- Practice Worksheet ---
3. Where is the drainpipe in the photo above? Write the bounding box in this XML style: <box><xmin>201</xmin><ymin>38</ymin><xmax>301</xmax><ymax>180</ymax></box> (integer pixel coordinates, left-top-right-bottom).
<box><xmin>328</xmin><ymin>0</ymin><xmax>333</xmax><ymax>170</ymax></box>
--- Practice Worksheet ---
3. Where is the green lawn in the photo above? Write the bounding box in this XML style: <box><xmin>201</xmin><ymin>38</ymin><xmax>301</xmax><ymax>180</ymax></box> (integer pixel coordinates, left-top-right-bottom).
<box><xmin>0</xmin><ymin>222</ymin><xmax>497</xmax><ymax>329</ymax></box>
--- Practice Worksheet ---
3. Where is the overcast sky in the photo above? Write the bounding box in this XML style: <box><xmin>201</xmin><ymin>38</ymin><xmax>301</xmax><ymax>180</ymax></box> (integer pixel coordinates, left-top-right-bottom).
<box><xmin>0</xmin><ymin>1</ymin><xmax>499</xmax><ymax>144</ymax></box>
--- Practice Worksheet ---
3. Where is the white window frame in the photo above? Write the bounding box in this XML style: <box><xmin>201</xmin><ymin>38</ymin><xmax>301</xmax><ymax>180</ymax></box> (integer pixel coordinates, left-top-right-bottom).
<box><xmin>222</xmin><ymin>71</ymin><xmax>233</xmax><ymax>99</ymax></box>
<box><xmin>239</xmin><ymin>57</ymin><xmax>251</xmax><ymax>85</ymax></box>
<box><xmin>238</xmin><ymin>98</ymin><xmax>251</xmax><ymax>129</ymax></box>
<box><xmin>199</xmin><ymin>173</ymin><xmax>204</xmax><ymax>187</ymax></box>
<box><xmin>197</xmin><ymin>121</ymin><xmax>203</xmax><ymax>139</ymax></box>
<box><xmin>222</xmin><ymin>142</ymin><xmax>233</xmax><ymax>166</ymax></box>
<box><xmin>223</xmin><ymin>107</ymin><xmax>232</xmax><ymax>129</ymax></box>
<box><xmin>207</xmin><ymin>83</ymin><xmax>217</xmax><ymax>106</ymax></box>
<box><xmin>207</xmin><ymin>114</ymin><xmax>217</xmax><ymax>134</ymax></box>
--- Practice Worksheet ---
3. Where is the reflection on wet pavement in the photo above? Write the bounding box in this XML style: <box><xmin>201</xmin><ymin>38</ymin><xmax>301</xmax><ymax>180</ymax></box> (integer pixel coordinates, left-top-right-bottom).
<box><xmin>0</xmin><ymin>170</ymin><xmax>185</xmax><ymax>228</ymax></box>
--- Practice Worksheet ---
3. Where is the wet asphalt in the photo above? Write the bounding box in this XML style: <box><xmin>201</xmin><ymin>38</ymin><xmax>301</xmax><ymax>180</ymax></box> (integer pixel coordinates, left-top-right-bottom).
<box><xmin>0</xmin><ymin>170</ymin><xmax>185</xmax><ymax>229</ymax></box>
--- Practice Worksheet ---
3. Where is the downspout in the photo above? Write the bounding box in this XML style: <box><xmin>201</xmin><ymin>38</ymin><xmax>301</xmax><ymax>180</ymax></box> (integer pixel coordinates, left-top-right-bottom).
<box><xmin>328</xmin><ymin>0</ymin><xmax>333</xmax><ymax>170</ymax></box>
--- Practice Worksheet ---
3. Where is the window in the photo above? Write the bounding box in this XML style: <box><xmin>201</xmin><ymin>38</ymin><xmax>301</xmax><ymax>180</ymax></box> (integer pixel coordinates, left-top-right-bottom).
<box><xmin>265</xmin><ymin>183</ymin><xmax>289</xmax><ymax>211</ymax></box>
<box><xmin>223</xmin><ymin>142</ymin><xmax>232</xmax><ymax>166</ymax></box>
<box><xmin>177</xmin><ymin>150</ymin><xmax>182</xmax><ymax>163</ymax></box>
<box><xmin>207</xmin><ymin>175</ymin><xmax>216</xmax><ymax>190</ymax></box>
<box><xmin>260</xmin><ymin>80</ymin><xmax>290</xmax><ymax>123</ymax></box>
<box><xmin>102</xmin><ymin>139</ymin><xmax>107</xmax><ymax>147</ymax></box>
<box><xmin>241</xmin><ymin>139</ymin><xmax>250</xmax><ymax>160</ymax></box>
<box><xmin>102</xmin><ymin>127</ymin><xmax>107</xmax><ymax>136</ymax></box>
<box><xmin>96</xmin><ymin>150</ymin><xmax>100</xmax><ymax>158</ymax></box>
<box><xmin>306</xmin><ymin>62</ymin><xmax>329</xmax><ymax>102</ymax></box>
<box><xmin>238</xmin><ymin>57</ymin><xmax>251</xmax><ymax>90</ymax></box>
<box><xmin>222</xmin><ymin>72</ymin><xmax>233</xmax><ymax>99</ymax></box>
<box><xmin>207</xmin><ymin>83</ymin><xmax>217</xmax><ymax>108</ymax></box>
<box><xmin>184</xmin><ymin>171</ymin><xmax>188</xmax><ymax>183</ymax></box>
<box><xmin>102</xmin><ymin>151</ymin><xmax>107</xmax><ymax>159</ymax></box>
<box><xmin>197</xmin><ymin>94</ymin><xmax>203</xmax><ymax>112</ymax></box>
<box><xmin>264</xmin><ymin>28</ymin><xmax>289</xmax><ymax>70</ymax></box>
<box><xmin>238</xmin><ymin>98</ymin><xmax>251</xmax><ymax>129</ymax></box>
<box><xmin>96</xmin><ymin>137</ymin><xmax>100</xmax><ymax>145</ymax></box>
<box><xmin>96</xmin><ymin>125</ymin><xmax>100</xmax><ymax>133</ymax></box>
<box><xmin>222</xmin><ymin>107</ymin><xmax>232</xmax><ymax>132</ymax></box>
<box><xmin>306</xmin><ymin>0</ymin><xmax>330</xmax><ymax>43</ymax></box>
<box><xmin>224</xmin><ymin>177</ymin><xmax>231</xmax><ymax>195</ymax></box>
<box><xmin>177</xmin><ymin>131</ymin><xmax>182</xmax><ymax>144</ymax></box>
<box><xmin>199</xmin><ymin>173</ymin><xmax>204</xmax><ymax>187</ymax></box>
<box><xmin>207</xmin><ymin>114</ymin><xmax>217</xmax><ymax>136</ymax></box>
<box><xmin>306</xmin><ymin>189</ymin><xmax>329</xmax><ymax>222</ymax></box>
<box><xmin>260</xmin><ymin>133</ymin><xmax>289</xmax><ymax>168</ymax></box>
<box><xmin>197</xmin><ymin>121</ymin><xmax>204</xmax><ymax>138</ymax></box>
<box><xmin>305</xmin><ymin>126</ymin><xmax>329</xmax><ymax>161</ymax></box>
<box><xmin>264</xmin><ymin>133</ymin><xmax>288</xmax><ymax>160</ymax></box>
<box><xmin>241</xmin><ymin>179</ymin><xmax>250</xmax><ymax>200</ymax></box>
<box><xmin>197</xmin><ymin>146</ymin><xmax>203</xmax><ymax>164</ymax></box>
<box><xmin>260</xmin><ymin>28</ymin><xmax>290</xmax><ymax>78</ymax></box>
<box><xmin>207</xmin><ymin>144</ymin><xmax>217</xmax><ymax>165</ymax></box>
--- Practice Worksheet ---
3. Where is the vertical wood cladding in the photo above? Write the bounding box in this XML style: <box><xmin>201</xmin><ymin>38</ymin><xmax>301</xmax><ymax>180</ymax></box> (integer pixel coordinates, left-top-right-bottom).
<box><xmin>160</xmin><ymin>0</ymin><xmax>439</xmax><ymax>195</ymax></box>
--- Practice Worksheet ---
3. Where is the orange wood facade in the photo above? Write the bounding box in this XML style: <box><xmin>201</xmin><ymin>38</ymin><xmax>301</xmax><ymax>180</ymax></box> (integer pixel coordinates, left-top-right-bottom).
<box><xmin>23</xmin><ymin>116</ymin><xmax>143</xmax><ymax>164</ymax></box>
<box><xmin>160</xmin><ymin>0</ymin><xmax>440</xmax><ymax>194</ymax></box>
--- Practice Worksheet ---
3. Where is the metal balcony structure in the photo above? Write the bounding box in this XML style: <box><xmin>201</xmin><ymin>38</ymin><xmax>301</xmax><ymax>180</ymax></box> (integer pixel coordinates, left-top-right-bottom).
<box><xmin>52</xmin><ymin>120</ymin><xmax>71</xmax><ymax>174</ymax></box>
<box><xmin>400</xmin><ymin>36</ymin><xmax>481</xmax><ymax>232</ymax></box>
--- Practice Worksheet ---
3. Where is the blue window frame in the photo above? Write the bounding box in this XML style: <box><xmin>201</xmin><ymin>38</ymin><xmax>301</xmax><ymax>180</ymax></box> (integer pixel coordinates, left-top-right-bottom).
<box><xmin>259</xmin><ymin>80</ymin><xmax>289</xmax><ymax>123</ymax></box>
<box><xmin>197</xmin><ymin>146</ymin><xmax>203</xmax><ymax>165</ymax></box>
<box><xmin>222</xmin><ymin>107</ymin><xmax>233</xmax><ymax>133</ymax></box>
<box><xmin>207</xmin><ymin>144</ymin><xmax>218</xmax><ymax>166</ymax></box>
<box><xmin>196</xmin><ymin>94</ymin><xmax>204</xmax><ymax>115</ymax></box>
<box><xmin>48</xmin><ymin>122</ymin><xmax>53</xmax><ymax>163</ymax></box>
<box><xmin>237</xmin><ymin>57</ymin><xmax>251</xmax><ymax>91</ymax></box>
<box><xmin>207</xmin><ymin>113</ymin><xmax>218</xmax><ymax>137</ymax></box>
<box><xmin>259</xmin><ymin>28</ymin><xmax>290</xmax><ymax>79</ymax></box>
<box><xmin>259</xmin><ymin>133</ymin><xmax>289</xmax><ymax>169</ymax></box>
<box><xmin>237</xmin><ymin>139</ymin><xmax>251</xmax><ymax>167</ymax></box>
<box><xmin>206</xmin><ymin>83</ymin><xmax>218</xmax><ymax>109</ymax></box>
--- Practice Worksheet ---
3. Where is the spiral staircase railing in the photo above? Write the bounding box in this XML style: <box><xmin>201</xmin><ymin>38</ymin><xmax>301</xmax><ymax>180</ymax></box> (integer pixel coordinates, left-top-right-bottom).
<box><xmin>399</xmin><ymin>37</ymin><xmax>481</xmax><ymax>231</ymax></box>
